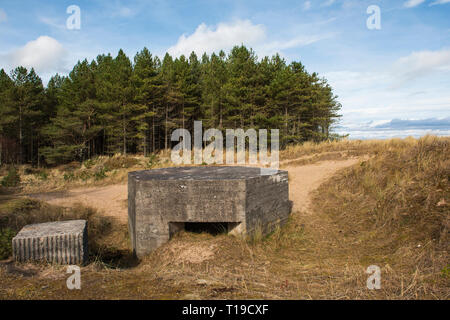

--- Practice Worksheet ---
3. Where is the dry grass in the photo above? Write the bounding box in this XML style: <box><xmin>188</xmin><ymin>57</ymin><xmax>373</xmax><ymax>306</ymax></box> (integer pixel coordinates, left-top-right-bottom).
<box><xmin>11</xmin><ymin>152</ymin><xmax>173</xmax><ymax>193</ymax></box>
<box><xmin>2</xmin><ymin>137</ymin><xmax>415</xmax><ymax>194</ymax></box>
<box><xmin>281</xmin><ymin>136</ymin><xmax>419</xmax><ymax>161</ymax></box>
<box><xmin>0</xmin><ymin>197</ymin><xmax>128</xmax><ymax>266</ymax></box>
<box><xmin>0</xmin><ymin>136</ymin><xmax>448</xmax><ymax>299</ymax></box>
<box><xmin>310</xmin><ymin>135</ymin><xmax>449</xmax><ymax>299</ymax></box>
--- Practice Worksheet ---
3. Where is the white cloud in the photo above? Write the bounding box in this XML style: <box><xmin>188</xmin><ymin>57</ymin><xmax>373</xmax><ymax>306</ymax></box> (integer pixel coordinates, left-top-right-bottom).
<box><xmin>0</xmin><ymin>8</ymin><xmax>7</xmax><ymax>23</ymax></box>
<box><xmin>323</xmin><ymin>52</ymin><xmax>450</xmax><ymax>135</ymax></box>
<box><xmin>3</xmin><ymin>36</ymin><xmax>68</xmax><ymax>74</ymax></box>
<box><xmin>168</xmin><ymin>20</ymin><xmax>266</xmax><ymax>57</ymax></box>
<box><xmin>167</xmin><ymin>20</ymin><xmax>332</xmax><ymax>57</ymax></box>
<box><xmin>403</xmin><ymin>0</ymin><xmax>426</xmax><ymax>8</ymax></box>
<box><xmin>303</xmin><ymin>1</ymin><xmax>312</xmax><ymax>10</ymax></box>
<box><xmin>430</xmin><ymin>0</ymin><xmax>450</xmax><ymax>5</ymax></box>
<box><xmin>393</xmin><ymin>48</ymin><xmax>450</xmax><ymax>84</ymax></box>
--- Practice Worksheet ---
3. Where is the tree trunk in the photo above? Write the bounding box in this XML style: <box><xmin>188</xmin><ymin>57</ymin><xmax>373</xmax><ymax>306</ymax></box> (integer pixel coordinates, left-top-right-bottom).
<box><xmin>284</xmin><ymin>106</ymin><xmax>288</xmax><ymax>137</ymax></box>
<box><xmin>219</xmin><ymin>97</ymin><xmax>222</xmax><ymax>129</ymax></box>
<box><xmin>152</xmin><ymin>105</ymin><xmax>155</xmax><ymax>153</ymax></box>
<box><xmin>30</xmin><ymin>134</ymin><xmax>33</xmax><ymax>165</ymax></box>
<box><xmin>19</xmin><ymin>104</ymin><xmax>23</xmax><ymax>164</ymax></box>
<box><xmin>182</xmin><ymin>98</ymin><xmax>185</xmax><ymax>130</ymax></box>
<box><xmin>37</xmin><ymin>135</ymin><xmax>40</xmax><ymax>168</ymax></box>
<box><xmin>165</xmin><ymin>103</ymin><xmax>168</xmax><ymax>150</ymax></box>
<box><xmin>123</xmin><ymin>113</ymin><xmax>127</xmax><ymax>156</ymax></box>
<box><xmin>143</xmin><ymin>133</ymin><xmax>147</xmax><ymax>157</ymax></box>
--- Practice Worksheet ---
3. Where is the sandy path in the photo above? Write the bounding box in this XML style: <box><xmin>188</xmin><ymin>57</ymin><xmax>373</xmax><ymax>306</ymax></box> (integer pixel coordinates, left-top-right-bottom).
<box><xmin>283</xmin><ymin>158</ymin><xmax>360</xmax><ymax>213</ymax></box>
<box><xmin>28</xmin><ymin>184</ymin><xmax>128</xmax><ymax>223</ymax></box>
<box><xmin>28</xmin><ymin>158</ymin><xmax>360</xmax><ymax>223</ymax></box>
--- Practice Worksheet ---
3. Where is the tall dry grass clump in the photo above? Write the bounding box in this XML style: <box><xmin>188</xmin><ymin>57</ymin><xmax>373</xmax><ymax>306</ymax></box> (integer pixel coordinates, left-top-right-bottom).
<box><xmin>281</xmin><ymin>136</ymin><xmax>418</xmax><ymax>160</ymax></box>
<box><xmin>312</xmin><ymin>135</ymin><xmax>449</xmax><ymax>298</ymax></box>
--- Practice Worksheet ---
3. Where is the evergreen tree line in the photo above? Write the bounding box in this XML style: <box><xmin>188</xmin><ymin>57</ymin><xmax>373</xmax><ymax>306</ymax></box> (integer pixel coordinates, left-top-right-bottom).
<box><xmin>0</xmin><ymin>45</ymin><xmax>342</xmax><ymax>166</ymax></box>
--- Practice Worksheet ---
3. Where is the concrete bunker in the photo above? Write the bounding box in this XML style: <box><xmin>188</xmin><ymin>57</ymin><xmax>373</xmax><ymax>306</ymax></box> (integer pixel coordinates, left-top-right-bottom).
<box><xmin>128</xmin><ymin>166</ymin><xmax>292</xmax><ymax>258</ymax></box>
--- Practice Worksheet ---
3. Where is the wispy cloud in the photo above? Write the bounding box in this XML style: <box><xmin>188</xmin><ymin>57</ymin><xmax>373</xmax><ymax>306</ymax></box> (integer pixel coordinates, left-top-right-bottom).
<box><xmin>111</xmin><ymin>6</ymin><xmax>136</xmax><ymax>18</ymax></box>
<box><xmin>430</xmin><ymin>0</ymin><xmax>450</xmax><ymax>5</ymax></box>
<box><xmin>393</xmin><ymin>48</ymin><xmax>450</xmax><ymax>85</ymax></box>
<box><xmin>322</xmin><ymin>0</ymin><xmax>336</xmax><ymax>7</ymax></box>
<box><xmin>303</xmin><ymin>1</ymin><xmax>312</xmax><ymax>11</ymax></box>
<box><xmin>0</xmin><ymin>8</ymin><xmax>7</xmax><ymax>23</ymax></box>
<box><xmin>403</xmin><ymin>0</ymin><xmax>426</xmax><ymax>8</ymax></box>
<box><xmin>323</xmin><ymin>49</ymin><xmax>450</xmax><ymax>134</ymax></box>
<box><xmin>168</xmin><ymin>19</ymin><xmax>334</xmax><ymax>57</ymax></box>
<box><xmin>260</xmin><ymin>33</ymin><xmax>337</xmax><ymax>53</ymax></box>
<box><xmin>39</xmin><ymin>16</ymin><xmax>66</xmax><ymax>30</ymax></box>
<box><xmin>103</xmin><ymin>0</ymin><xmax>140</xmax><ymax>18</ymax></box>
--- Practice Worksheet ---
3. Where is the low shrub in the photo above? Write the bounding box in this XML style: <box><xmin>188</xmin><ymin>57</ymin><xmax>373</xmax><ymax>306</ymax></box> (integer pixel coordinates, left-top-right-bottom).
<box><xmin>64</xmin><ymin>172</ymin><xmax>76</xmax><ymax>181</ymax></box>
<box><xmin>1</xmin><ymin>167</ymin><xmax>21</xmax><ymax>187</ymax></box>
<box><xmin>147</xmin><ymin>154</ymin><xmax>159</xmax><ymax>168</ymax></box>
<box><xmin>0</xmin><ymin>228</ymin><xmax>15</xmax><ymax>259</ymax></box>
<box><xmin>35</xmin><ymin>170</ymin><xmax>49</xmax><ymax>181</ymax></box>
<box><xmin>104</xmin><ymin>156</ymin><xmax>139</xmax><ymax>170</ymax></box>
<box><xmin>94</xmin><ymin>167</ymin><xmax>109</xmax><ymax>180</ymax></box>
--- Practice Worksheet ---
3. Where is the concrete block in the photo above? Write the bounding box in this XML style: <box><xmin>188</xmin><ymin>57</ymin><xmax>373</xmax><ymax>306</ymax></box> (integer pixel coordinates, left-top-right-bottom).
<box><xmin>12</xmin><ymin>220</ymin><xmax>88</xmax><ymax>264</ymax></box>
<box><xmin>128</xmin><ymin>166</ymin><xmax>292</xmax><ymax>258</ymax></box>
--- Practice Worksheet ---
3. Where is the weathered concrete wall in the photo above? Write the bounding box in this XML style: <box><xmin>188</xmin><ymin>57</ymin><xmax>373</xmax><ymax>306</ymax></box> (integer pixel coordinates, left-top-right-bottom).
<box><xmin>12</xmin><ymin>220</ymin><xmax>88</xmax><ymax>264</ymax></box>
<box><xmin>245</xmin><ymin>171</ymin><xmax>292</xmax><ymax>234</ymax></box>
<box><xmin>128</xmin><ymin>167</ymin><xmax>291</xmax><ymax>258</ymax></box>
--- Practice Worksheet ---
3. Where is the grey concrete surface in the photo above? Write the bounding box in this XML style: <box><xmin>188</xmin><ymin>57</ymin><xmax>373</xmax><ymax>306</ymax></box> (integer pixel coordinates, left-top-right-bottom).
<box><xmin>128</xmin><ymin>166</ymin><xmax>292</xmax><ymax>258</ymax></box>
<box><xmin>12</xmin><ymin>220</ymin><xmax>88</xmax><ymax>264</ymax></box>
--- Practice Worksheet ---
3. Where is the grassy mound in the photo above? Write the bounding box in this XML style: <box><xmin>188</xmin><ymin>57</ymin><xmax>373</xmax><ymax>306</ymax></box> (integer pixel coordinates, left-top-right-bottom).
<box><xmin>313</xmin><ymin>135</ymin><xmax>449</xmax><ymax>298</ymax></box>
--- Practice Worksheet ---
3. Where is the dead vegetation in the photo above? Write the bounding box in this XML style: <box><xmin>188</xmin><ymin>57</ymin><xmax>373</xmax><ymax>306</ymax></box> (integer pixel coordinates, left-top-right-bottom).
<box><xmin>310</xmin><ymin>135</ymin><xmax>449</xmax><ymax>299</ymax></box>
<box><xmin>0</xmin><ymin>151</ymin><xmax>172</xmax><ymax>194</ymax></box>
<box><xmin>0</xmin><ymin>137</ymin><xmax>415</xmax><ymax>194</ymax></box>
<box><xmin>0</xmin><ymin>197</ymin><xmax>129</xmax><ymax>267</ymax></box>
<box><xmin>281</xmin><ymin>136</ymin><xmax>423</xmax><ymax>161</ymax></box>
<box><xmin>0</xmin><ymin>136</ymin><xmax>448</xmax><ymax>299</ymax></box>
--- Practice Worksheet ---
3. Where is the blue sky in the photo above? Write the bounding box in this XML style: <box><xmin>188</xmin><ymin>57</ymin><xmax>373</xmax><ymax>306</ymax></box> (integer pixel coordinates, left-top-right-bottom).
<box><xmin>0</xmin><ymin>0</ymin><xmax>449</xmax><ymax>138</ymax></box>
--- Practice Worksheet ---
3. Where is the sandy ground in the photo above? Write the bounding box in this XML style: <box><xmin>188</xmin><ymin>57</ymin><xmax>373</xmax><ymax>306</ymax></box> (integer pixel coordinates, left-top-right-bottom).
<box><xmin>284</xmin><ymin>158</ymin><xmax>360</xmax><ymax>213</ymax></box>
<box><xmin>28</xmin><ymin>184</ymin><xmax>129</xmax><ymax>223</ymax></box>
<box><xmin>28</xmin><ymin>157</ymin><xmax>360</xmax><ymax>223</ymax></box>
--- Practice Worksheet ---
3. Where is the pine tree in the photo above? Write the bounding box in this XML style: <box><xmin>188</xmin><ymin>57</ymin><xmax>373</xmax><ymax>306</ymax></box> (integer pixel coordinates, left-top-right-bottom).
<box><xmin>40</xmin><ymin>60</ymin><xmax>101</xmax><ymax>164</ymax></box>
<box><xmin>202</xmin><ymin>51</ymin><xmax>228</xmax><ymax>129</ymax></box>
<box><xmin>160</xmin><ymin>53</ymin><xmax>179</xmax><ymax>150</ymax></box>
<box><xmin>132</xmin><ymin>47</ymin><xmax>159</xmax><ymax>155</ymax></box>
<box><xmin>0</xmin><ymin>69</ymin><xmax>14</xmax><ymax>164</ymax></box>
<box><xmin>223</xmin><ymin>46</ymin><xmax>258</xmax><ymax>129</ymax></box>
<box><xmin>0</xmin><ymin>45</ymin><xmax>343</xmax><ymax>165</ymax></box>
<box><xmin>5</xmin><ymin>67</ymin><xmax>44</xmax><ymax>164</ymax></box>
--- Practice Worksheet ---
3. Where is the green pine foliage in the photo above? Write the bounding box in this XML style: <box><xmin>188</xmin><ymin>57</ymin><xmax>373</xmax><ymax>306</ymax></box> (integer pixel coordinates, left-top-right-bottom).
<box><xmin>0</xmin><ymin>45</ymin><xmax>342</xmax><ymax>166</ymax></box>
<box><xmin>0</xmin><ymin>167</ymin><xmax>21</xmax><ymax>187</ymax></box>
